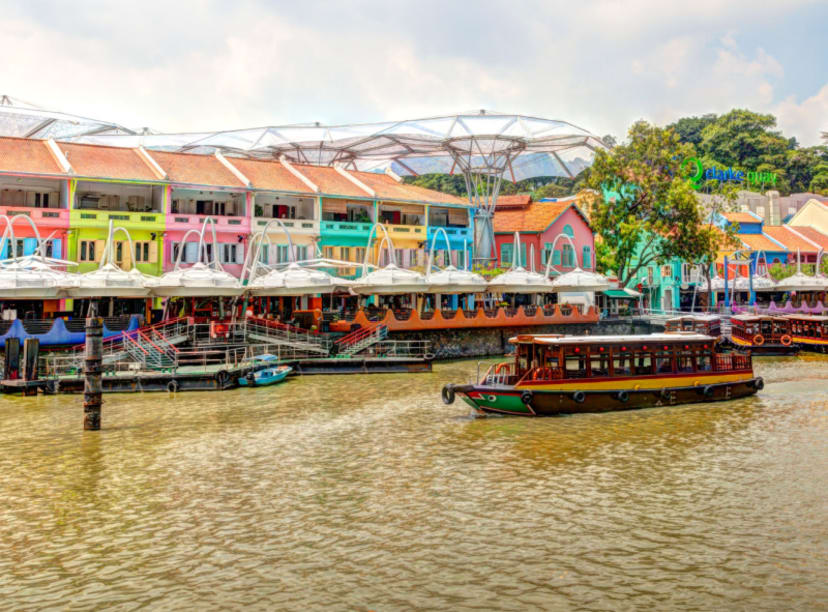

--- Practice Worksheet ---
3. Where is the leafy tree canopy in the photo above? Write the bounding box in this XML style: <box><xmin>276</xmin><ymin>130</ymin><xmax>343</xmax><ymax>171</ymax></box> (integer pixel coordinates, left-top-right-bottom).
<box><xmin>582</xmin><ymin>121</ymin><xmax>735</xmax><ymax>288</ymax></box>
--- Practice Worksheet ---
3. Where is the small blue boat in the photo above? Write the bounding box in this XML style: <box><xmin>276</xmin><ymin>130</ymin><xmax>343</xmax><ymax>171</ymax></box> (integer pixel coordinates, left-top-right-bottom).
<box><xmin>239</xmin><ymin>354</ymin><xmax>293</xmax><ymax>387</ymax></box>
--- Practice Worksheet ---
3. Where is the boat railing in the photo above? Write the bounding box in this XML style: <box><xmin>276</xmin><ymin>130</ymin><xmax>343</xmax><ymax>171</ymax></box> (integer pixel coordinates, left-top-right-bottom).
<box><xmin>481</xmin><ymin>361</ymin><xmax>516</xmax><ymax>386</ymax></box>
<box><xmin>714</xmin><ymin>353</ymin><xmax>752</xmax><ymax>372</ymax></box>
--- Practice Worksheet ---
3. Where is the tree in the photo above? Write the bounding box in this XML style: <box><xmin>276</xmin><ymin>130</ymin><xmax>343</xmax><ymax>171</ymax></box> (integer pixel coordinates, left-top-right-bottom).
<box><xmin>583</xmin><ymin>121</ymin><xmax>735</xmax><ymax>289</ymax></box>
<box><xmin>668</xmin><ymin>113</ymin><xmax>717</xmax><ymax>147</ymax></box>
<box><xmin>601</xmin><ymin>134</ymin><xmax>617</xmax><ymax>148</ymax></box>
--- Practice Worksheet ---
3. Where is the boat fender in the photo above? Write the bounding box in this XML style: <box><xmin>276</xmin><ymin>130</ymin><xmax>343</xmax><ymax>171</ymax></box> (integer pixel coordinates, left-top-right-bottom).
<box><xmin>615</xmin><ymin>390</ymin><xmax>629</xmax><ymax>403</ymax></box>
<box><xmin>216</xmin><ymin>370</ymin><xmax>230</xmax><ymax>387</ymax></box>
<box><xmin>753</xmin><ymin>334</ymin><xmax>765</xmax><ymax>346</ymax></box>
<box><xmin>441</xmin><ymin>384</ymin><xmax>455</xmax><ymax>405</ymax></box>
<box><xmin>423</xmin><ymin>353</ymin><xmax>436</xmax><ymax>361</ymax></box>
<box><xmin>659</xmin><ymin>388</ymin><xmax>670</xmax><ymax>400</ymax></box>
<box><xmin>754</xmin><ymin>378</ymin><xmax>764</xmax><ymax>391</ymax></box>
<box><xmin>167</xmin><ymin>379</ymin><xmax>179</xmax><ymax>393</ymax></box>
<box><xmin>245</xmin><ymin>372</ymin><xmax>256</xmax><ymax>386</ymax></box>
<box><xmin>520</xmin><ymin>390</ymin><xmax>534</xmax><ymax>406</ymax></box>
<box><xmin>703</xmin><ymin>385</ymin><xmax>714</xmax><ymax>398</ymax></box>
<box><xmin>572</xmin><ymin>391</ymin><xmax>586</xmax><ymax>404</ymax></box>
<box><xmin>780</xmin><ymin>335</ymin><xmax>792</xmax><ymax>346</ymax></box>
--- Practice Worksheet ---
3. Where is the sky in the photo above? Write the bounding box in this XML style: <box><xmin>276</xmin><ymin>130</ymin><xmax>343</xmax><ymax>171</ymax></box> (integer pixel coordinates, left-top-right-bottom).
<box><xmin>2</xmin><ymin>0</ymin><xmax>827</xmax><ymax>145</ymax></box>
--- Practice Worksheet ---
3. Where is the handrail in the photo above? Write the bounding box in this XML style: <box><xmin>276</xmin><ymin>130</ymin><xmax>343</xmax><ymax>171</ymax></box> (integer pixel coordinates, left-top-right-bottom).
<box><xmin>336</xmin><ymin>322</ymin><xmax>384</xmax><ymax>348</ymax></box>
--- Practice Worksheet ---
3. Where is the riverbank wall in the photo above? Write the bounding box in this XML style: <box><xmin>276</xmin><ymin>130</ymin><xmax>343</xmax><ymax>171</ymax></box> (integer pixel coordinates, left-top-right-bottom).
<box><xmin>392</xmin><ymin>319</ymin><xmax>662</xmax><ymax>359</ymax></box>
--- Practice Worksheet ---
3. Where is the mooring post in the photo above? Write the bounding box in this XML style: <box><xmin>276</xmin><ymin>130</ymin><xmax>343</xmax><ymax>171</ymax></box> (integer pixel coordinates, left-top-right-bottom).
<box><xmin>84</xmin><ymin>312</ymin><xmax>104</xmax><ymax>431</ymax></box>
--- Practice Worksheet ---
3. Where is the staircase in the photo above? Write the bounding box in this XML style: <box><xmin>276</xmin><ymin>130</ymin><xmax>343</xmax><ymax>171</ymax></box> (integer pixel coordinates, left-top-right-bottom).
<box><xmin>71</xmin><ymin>317</ymin><xmax>190</xmax><ymax>370</ymax></box>
<box><xmin>335</xmin><ymin>323</ymin><xmax>389</xmax><ymax>356</ymax></box>
<box><xmin>244</xmin><ymin>317</ymin><xmax>330</xmax><ymax>355</ymax></box>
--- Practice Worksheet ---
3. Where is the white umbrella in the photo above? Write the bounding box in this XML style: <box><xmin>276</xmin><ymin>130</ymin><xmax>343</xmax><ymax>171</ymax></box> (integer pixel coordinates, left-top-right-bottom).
<box><xmin>249</xmin><ymin>262</ymin><xmax>351</xmax><ymax>296</ymax></box>
<box><xmin>351</xmin><ymin>263</ymin><xmax>429</xmax><ymax>295</ymax></box>
<box><xmin>487</xmin><ymin>267</ymin><xmax>554</xmax><ymax>294</ymax></box>
<box><xmin>147</xmin><ymin>262</ymin><xmax>242</xmax><ymax>297</ymax></box>
<box><xmin>0</xmin><ymin>260</ymin><xmax>74</xmax><ymax>299</ymax></box>
<box><xmin>551</xmin><ymin>268</ymin><xmax>611</xmax><ymax>292</ymax></box>
<box><xmin>426</xmin><ymin>265</ymin><xmax>487</xmax><ymax>294</ymax></box>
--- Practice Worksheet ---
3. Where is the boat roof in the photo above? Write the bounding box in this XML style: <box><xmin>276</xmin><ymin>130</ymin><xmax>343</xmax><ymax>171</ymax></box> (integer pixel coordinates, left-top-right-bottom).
<box><xmin>510</xmin><ymin>332</ymin><xmax>712</xmax><ymax>345</ymax></box>
<box><xmin>252</xmin><ymin>353</ymin><xmax>279</xmax><ymax>361</ymax></box>
<box><xmin>782</xmin><ymin>314</ymin><xmax>828</xmax><ymax>321</ymax></box>
<box><xmin>731</xmin><ymin>314</ymin><xmax>784</xmax><ymax>322</ymax></box>
<box><xmin>666</xmin><ymin>314</ymin><xmax>721</xmax><ymax>322</ymax></box>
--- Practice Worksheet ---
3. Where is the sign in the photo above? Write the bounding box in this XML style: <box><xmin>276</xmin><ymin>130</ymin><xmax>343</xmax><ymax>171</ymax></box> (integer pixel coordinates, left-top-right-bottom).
<box><xmin>682</xmin><ymin>157</ymin><xmax>777</xmax><ymax>190</ymax></box>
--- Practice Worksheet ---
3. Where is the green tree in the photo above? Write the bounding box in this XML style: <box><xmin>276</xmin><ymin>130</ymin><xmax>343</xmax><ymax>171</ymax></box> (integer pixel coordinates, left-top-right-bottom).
<box><xmin>583</xmin><ymin>121</ymin><xmax>734</xmax><ymax>289</ymax></box>
<box><xmin>667</xmin><ymin>113</ymin><xmax>717</xmax><ymax>147</ymax></box>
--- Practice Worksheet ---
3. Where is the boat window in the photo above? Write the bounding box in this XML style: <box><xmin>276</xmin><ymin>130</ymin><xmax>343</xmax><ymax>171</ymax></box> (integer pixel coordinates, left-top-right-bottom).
<box><xmin>773</xmin><ymin>320</ymin><xmax>787</xmax><ymax>335</ymax></box>
<box><xmin>760</xmin><ymin>320</ymin><xmax>773</xmax><ymax>336</ymax></box>
<box><xmin>613</xmin><ymin>353</ymin><xmax>632</xmax><ymax>376</ymax></box>
<box><xmin>697</xmin><ymin>352</ymin><xmax>712</xmax><ymax>371</ymax></box>
<box><xmin>634</xmin><ymin>352</ymin><xmax>653</xmax><ymax>375</ymax></box>
<box><xmin>677</xmin><ymin>350</ymin><xmax>695</xmax><ymax>373</ymax></box>
<box><xmin>564</xmin><ymin>351</ymin><xmax>587</xmax><ymax>378</ymax></box>
<box><xmin>654</xmin><ymin>349</ymin><xmax>673</xmax><ymax>374</ymax></box>
<box><xmin>589</xmin><ymin>353</ymin><xmax>610</xmax><ymax>377</ymax></box>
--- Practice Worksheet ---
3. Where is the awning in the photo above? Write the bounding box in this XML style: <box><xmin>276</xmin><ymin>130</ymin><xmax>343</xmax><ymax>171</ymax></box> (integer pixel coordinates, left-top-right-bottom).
<box><xmin>604</xmin><ymin>289</ymin><xmax>639</xmax><ymax>299</ymax></box>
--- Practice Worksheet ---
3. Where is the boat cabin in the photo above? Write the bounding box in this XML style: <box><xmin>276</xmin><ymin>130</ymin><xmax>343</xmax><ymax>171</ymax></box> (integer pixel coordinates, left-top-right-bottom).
<box><xmin>785</xmin><ymin>314</ymin><xmax>828</xmax><ymax>345</ymax></box>
<box><xmin>665</xmin><ymin>315</ymin><xmax>721</xmax><ymax>337</ymax></box>
<box><xmin>494</xmin><ymin>333</ymin><xmax>746</xmax><ymax>385</ymax></box>
<box><xmin>730</xmin><ymin>315</ymin><xmax>791</xmax><ymax>346</ymax></box>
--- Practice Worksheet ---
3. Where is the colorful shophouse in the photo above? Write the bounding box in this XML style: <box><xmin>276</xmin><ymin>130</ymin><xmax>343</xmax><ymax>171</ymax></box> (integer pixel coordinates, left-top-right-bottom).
<box><xmin>492</xmin><ymin>195</ymin><xmax>594</xmax><ymax>274</ymax></box>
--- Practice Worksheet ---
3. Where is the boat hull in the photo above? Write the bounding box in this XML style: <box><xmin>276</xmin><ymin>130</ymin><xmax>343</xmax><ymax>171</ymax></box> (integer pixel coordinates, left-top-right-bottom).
<box><xmin>730</xmin><ymin>336</ymin><xmax>799</xmax><ymax>356</ymax></box>
<box><xmin>450</xmin><ymin>378</ymin><xmax>762</xmax><ymax>416</ymax></box>
<box><xmin>792</xmin><ymin>337</ymin><xmax>828</xmax><ymax>354</ymax></box>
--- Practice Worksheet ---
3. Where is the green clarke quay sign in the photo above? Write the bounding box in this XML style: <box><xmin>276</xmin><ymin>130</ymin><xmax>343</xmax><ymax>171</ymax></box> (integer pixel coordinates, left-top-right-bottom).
<box><xmin>681</xmin><ymin>157</ymin><xmax>777</xmax><ymax>190</ymax></box>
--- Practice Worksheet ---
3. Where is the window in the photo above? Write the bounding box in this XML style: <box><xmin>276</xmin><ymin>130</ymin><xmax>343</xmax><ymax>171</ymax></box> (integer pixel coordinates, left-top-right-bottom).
<box><xmin>562</xmin><ymin>244</ymin><xmax>575</xmax><ymax>267</ymax></box>
<box><xmin>542</xmin><ymin>242</ymin><xmax>553</xmax><ymax>265</ymax></box>
<box><xmin>654</xmin><ymin>349</ymin><xmax>673</xmax><ymax>374</ymax></box>
<box><xmin>589</xmin><ymin>353</ymin><xmax>610</xmax><ymax>377</ymax></box>
<box><xmin>134</xmin><ymin>242</ymin><xmax>151</xmax><ymax>263</ymax></box>
<box><xmin>323</xmin><ymin>247</ymin><xmax>334</xmax><ymax>260</ymax></box>
<box><xmin>500</xmin><ymin>243</ymin><xmax>513</xmax><ymax>267</ymax></box>
<box><xmin>553</xmin><ymin>249</ymin><xmax>561</xmax><ymax>266</ymax></box>
<box><xmin>395</xmin><ymin>248</ymin><xmax>405</xmax><ymax>266</ymax></box>
<box><xmin>756</xmin><ymin>205</ymin><xmax>766</xmax><ymax>218</ymax></box>
<box><xmin>582</xmin><ymin>245</ymin><xmax>592</xmax><ymax>269</ymax></box>
<box><xmin>79</xmin><ymin>240</ymin><xmax>96</xmax><ymax>262</ymax></box>
<box><xmin>275</xmin><ymin>245</ymin><xmax>290</xmax><ymax>264</ymax></box>
<box><xmin>295</xmin><ymin>245</ymin><xmax>308</xmax><ymax>262</ymax></box>
<box><xmin>222</xmin><ymin>243</ymin><xmax>238</xmax><ymax>264</ymax></box>
<box><xmin>355</xmin><ymin>247</ymin><xmax>366</xmax><ymax>265</ymax></box>
<box><xmin>661</xmin><ymin>265</ymin><xmax>672</xmax><ymax>278</ymax></box>
<box><xmin>340</xmin><ymin>247</ymin><xmax>351</xmax><ymax>262</ymax></box>
<box><xmin>456</xmin><ymin>249</ymin><xmax>465</xmax><ymax>269</ymax></box>
<box><xmin>562</xmin><ymin>224</ymin><xmax>574</xmax><ymax>237</ymax></box>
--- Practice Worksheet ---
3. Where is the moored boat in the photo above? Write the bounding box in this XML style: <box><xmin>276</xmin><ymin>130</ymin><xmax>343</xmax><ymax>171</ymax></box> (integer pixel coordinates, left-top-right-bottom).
<box><xmin>442</xmin><ymin>333</ymin><xmax>762</xmax><ymax>416</ymax></box>
<box><xmin>785</xmin><ymin>314</ymin><xmax>828</xmax><ymax>353</ymax></box>
<box><xmin>665</xmin><ymin>314</ymin><xmax>722</xmax><ymax>339</ymax></box>
<box><xmin>729</xmin><ymin>314</ymin><xmax>799</xmax><ymax>356</ymax></box>
<box><xmin>239</xmin><ymin>354</ymin><xmax>293</xmax><ymax>387</ymax></box>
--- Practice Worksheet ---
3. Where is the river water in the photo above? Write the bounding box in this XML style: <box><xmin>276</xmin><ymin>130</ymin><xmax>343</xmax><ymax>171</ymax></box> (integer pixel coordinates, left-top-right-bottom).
<box><xmin>0</xmin><ymin>355</ymin><xmax>826</xmax><ymax>610</ymax></box>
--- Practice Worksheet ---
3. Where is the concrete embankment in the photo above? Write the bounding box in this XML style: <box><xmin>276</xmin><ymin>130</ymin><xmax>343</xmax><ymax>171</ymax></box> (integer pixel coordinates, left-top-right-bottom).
<box><xmin>391</xmin><ymin>319</ymin><xmax>662</xmax><ymax>360</ymax></box>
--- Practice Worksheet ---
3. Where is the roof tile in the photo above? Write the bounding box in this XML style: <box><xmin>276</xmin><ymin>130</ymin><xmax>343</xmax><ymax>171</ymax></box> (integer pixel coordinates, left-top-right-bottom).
<box><xmin>763</xmin><ymin>226</ymin><xmax>818</xmax><ymax>252</ymax></box>
<box><xmin>737</xmin><ymin>233</ymin><xmax>786</xmax><ymax>252</ymax></box>
<box><xmin>151</xmin><ymin>150</ymin><xmax>245</xmax><ymax>187</ymax></box>
<box><xmin>493</xmin><ymin>197</ymin><xmax>579</xmax><ymax>233</ymax></box>
<box><xmin>229</xmin><ymin>157</ymin><xmax>312</xmax><ymax>193</ymax></box>
<box><xmin>0</xmin><ymin>137</ymin><xmax>65</xmax><ymax>176</ymax></box>
<box><xmin>724</xmin><ymin>211</ymin><xmax>761</xmax><ymax>224</ymax></box>
<box><xmin>786</xmin><ymin>226</ymin><xmax>828</xmax><ymax>251</ymax></box>
<box><xmin>59</xmin><ymin>142</ymin><xmax>159</xmax><ymax>181</ymax></box>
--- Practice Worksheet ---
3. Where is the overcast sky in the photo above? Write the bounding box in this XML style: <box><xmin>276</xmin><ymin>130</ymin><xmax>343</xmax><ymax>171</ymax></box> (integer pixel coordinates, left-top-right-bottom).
<box><xmin>2</xmin><ymin>0</ymin><xmax>826</xmax><ymax>145</ymax></box>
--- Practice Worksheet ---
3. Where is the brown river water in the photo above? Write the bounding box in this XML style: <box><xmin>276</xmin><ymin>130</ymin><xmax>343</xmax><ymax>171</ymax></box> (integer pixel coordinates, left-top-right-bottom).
<box><xmin>0</xmin><ymin>355</ymin><xmax>826</xmax><ymax>610</ymax></box>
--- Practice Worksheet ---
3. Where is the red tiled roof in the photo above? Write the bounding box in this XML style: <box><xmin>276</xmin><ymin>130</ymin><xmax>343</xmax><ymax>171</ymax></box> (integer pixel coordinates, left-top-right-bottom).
<box><xmin>737</xmin><ymin>233</ymin><xmax>785</xmax><ymax>252</ymax></box>
<box><xmin>785</xmin><ymin>226</ymin><xmax>828</xmax><ymax>250</ymax></box>
<box><xmin>229</xmin><ymin>157</ymin><xmax>312</xmax><ymax>193</ymax></box>
<box><xmin>292</xmin><ymin>164</ymin><xmax>367</xmax><ymax>198</ymax></box>
<box><xmin>493</xmin><ymin>197</ymin><xmax>579</xmax><ymax>233</ymax></box>
<box><xmin>723</xmin><ymin>211</ymin><xmax>761</xmax><ymax>224</ymax></box>
<box><xmin>0</xmin><ymin>137</ymin><xmax>64</xmax><ymax>176</ymax></box>
<box><xmin>495</xmin><ymin>194</ymin><xmax>532</xmax><ymax>208</ymax></box>
<box><xmin>59</xmin><ymin>142</ymin><xmax>159</xmax><ymax>181</ymax></box>
<box><xmin>763</xmin><ymin>226</ymin><xmax>818</xmax><ymax>252</ymax></box>
<box><xmin>151</xmin><ymin>150</ymin><xmax>245</xmax><ymax>187</ymax></box>
<box><xmin>351</xmin><ymin>170</ymin><xmax>465</xmax><ymax>205</ymax></box>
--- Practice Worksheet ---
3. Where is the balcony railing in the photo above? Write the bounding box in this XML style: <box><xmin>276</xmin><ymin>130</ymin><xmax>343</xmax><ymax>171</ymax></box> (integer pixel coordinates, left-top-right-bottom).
<box><xmin>0</xmin><ymin>206</ymin><xmax>69</xmax><ymax>224</ymax></box>
<box><xmin>255</xmin><ymin>218</ymin><xmax>319</xmax><ymax>233</ymax></box>
<box><xmin>71</xmin><ymin>210</ymin><xmax>163</xmax><ymax>224</ymax></box>
<box><xmin>428</xmin><ymin>225</ymin><xmax>471</xmax><ymax>238</ymax></box>
<box><xmin>320</xmin><ymin>220</ymin><xmax>373</xmax><ymax>234</ymax></box>
<box><xmin>166</xmin><ymin>214</ymin><xmax>248</xmax><ymax>228</ymax></box>
<box><xmin>387</xmin><ymin>224</ymin><xmax>426</xmax><ymax>237</ymax></box>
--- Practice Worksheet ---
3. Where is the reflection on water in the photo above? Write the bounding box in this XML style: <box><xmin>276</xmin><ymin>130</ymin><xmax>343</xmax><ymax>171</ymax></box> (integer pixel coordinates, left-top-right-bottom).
<box><xmin>0</xmin><ymin>356</ymin><xmax>826</xmax><ymax>610</ymax></box>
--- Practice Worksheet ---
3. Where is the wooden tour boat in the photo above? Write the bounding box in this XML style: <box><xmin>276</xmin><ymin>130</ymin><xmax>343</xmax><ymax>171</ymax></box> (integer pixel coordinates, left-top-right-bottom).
<box><xmin>665</xmin><ymin>314</ymin><xmax>722</xmax><ymax>338</ymax></box>
<box><xmin>442</xmin><ymin>333</ymin><xmax>762</xmax><ymax>416</ymax></box>
<box><xmin>785</xmin><ymin>314</ymin><xmax>828</xmax><ymax>353</ymax></box>
<box><xmin>729</xmin><ymin>315</ymin><xmax>799</xmax><ymax>356</ymax></box>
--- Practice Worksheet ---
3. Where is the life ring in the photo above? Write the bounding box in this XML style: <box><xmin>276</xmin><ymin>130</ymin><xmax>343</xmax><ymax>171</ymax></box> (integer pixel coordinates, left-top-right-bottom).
<box><xmin>753</xmin><ymin>334</ymin><xmax>765</xmax><ymax>346</ymax></box>
<box><xmin>441</xmin><ymin>384</ymin><xmax>455</xmax><ymax>405</ymax></box>
<box><xmin>703</xmin><ymin>385</ymin><xmax>714</xmax><ymax>398</ymax></box>
<box><xmin>780</xmin><ymin>335</ymin><xmax>792</xmax><ymax>346</ymax></box>
<box><xmin>754</xmin><ymin>378</ymin><xmax>764</xmax><ymax>391</ymax></box>
<box><xmin>520</xmin><ymin>390</ymin><xmax>534</xmax><ymax>406</ymax></box>
<box><xmin>615</xmin><ymin>390</ymin><xmax>629</xmax><ymax>403</ymax></box>
<box><xmin>423</xmin><ymin>353</ymin><xmax>436</xmax><ymax>361</ymax></box>
<box><xmin>216</xmin><ymin>370</ymin><xmax>230</xmax><ymax>387</ymax></box>
<box><xmin>167</xmin><ymin>379</ymin><xmax>179</xmax><ymax>393</ymax></box>
<box><xmin>572</xmin><ymin>391</ymin><xmax>586</xmax><ymax>404</ymax></box>
<box><xmin>495</xmin><ymin>363</ymin><xmax>508</xmax><ymax>374</ymax></box>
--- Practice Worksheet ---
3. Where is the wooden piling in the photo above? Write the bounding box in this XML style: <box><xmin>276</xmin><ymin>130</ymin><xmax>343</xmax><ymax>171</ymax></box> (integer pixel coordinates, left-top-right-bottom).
<box><xmin>83</xmin><ymin>315</ymin><xmax>103</xmax><ymax>430</ymax></box>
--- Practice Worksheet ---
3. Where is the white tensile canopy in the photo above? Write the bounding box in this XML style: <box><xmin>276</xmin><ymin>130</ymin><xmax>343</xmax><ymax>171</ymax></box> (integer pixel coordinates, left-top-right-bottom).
<box><xmin>425</xmin><ymin>266</ymin><xmax>487</xmax><ymax>294</ymax></box>
<box><xmin>147</xmin><ymin>262</ymin><xmax>242</xmax><ymax>297</ymax></box>
<box><xmin>0</xmin><ymin>259</ymin><xmax>74</xmax><ymax>299</ymax></box>
<box><xmin>0</xmin><ymin>94</ymin><xmax>135</xmax><ymax>139</ymax></box>
<box><xmin>487</xmin><ymin>233</ymin><xmax>553</xmax><ymax>294</ymax></box>
<box><xmin>248</xmin><ymin>262</ymin><xmax>351</xmax><ymax>296</ymax></box>
<box><xmin>551</xmin><ymin>268</ymin><xmax>611</xmax><ymax>292</ymax></box>
<box><xmin>733</xmin><ymin>275</ymin><xmax>777</xmax><ymax>292</ymax></box>
<box><xmin>351</xmin><ymin>263</ymin><xmax>429</xmax><ymax>295</ymax></box>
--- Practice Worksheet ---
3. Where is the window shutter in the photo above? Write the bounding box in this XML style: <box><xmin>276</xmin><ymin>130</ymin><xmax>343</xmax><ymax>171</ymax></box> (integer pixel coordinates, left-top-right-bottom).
<box><xmin>582</xmin><ymin>246</ymin><xmax>591</xmax><ymax>269</ymax></box>
<box><xmin>184</xmin><ymin>242</ymin><xmax>198</xmax><ymax>264</ymax></box>
<box><xmin>500</xmin><ymin>243</ymin><xmax>513</xmax><ymax>266</ymax></box>
<box><xmin>149</xmin><ymin>241</ymin><xmax>158</xmax><ymax>264</ymax></box>
<box><xmin>520</xmin><ymin>243</ymin><xmax>527</xmax><ymax>268</ymax></box>
<box><xmin>52</xmin><ymin>238</ymin><xmax>62</xmax><ymax>259</ymax></box>
<box><xmin>553</xmin><ymin>249</ymin><xmax>561</xmax><ymax>265</ymax></box>
<box><xmin>23</xmin><ymin>238</ymin><xmax>37</xmax><ymax>256</ymax></box>
<box><xmin>236</xmin><ymin>244</ymin><xmax>244</xmax><ymax>264</ymax></box>
<box><xmin>93</xmin><ymin>240</ymin><xmax>105</xmax><ymax>262</ymax></box>
<box><xmin>0</xmin><ymin>240</ymin><xmax>7</xmax><ymax>259</ymax></box>
<box><xmin>121</xmin><ymin>241</ymin><xmax>132</xmax><ymax>269</ymax></box>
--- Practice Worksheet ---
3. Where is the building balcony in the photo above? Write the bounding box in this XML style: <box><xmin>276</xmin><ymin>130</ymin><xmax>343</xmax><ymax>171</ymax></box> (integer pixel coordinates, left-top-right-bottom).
<box><xmin>427</xmin><ymin>224</ymin><xmax>472</xmax><ymax>245</ymax></box>
<box><xmin>253</xmin><ymin>217</ymin><xmax>319</xmax><ymax>235</ymax></box>
<box><xmin>320</xmin><ymin>220</ymin><xmax>374</xmax><ymax>238</ymax></box>
<box><xmin>166</xmin><ymin>213</ymin><xmax>249</xmax><ymax>231</ymax></box>
<box><xmin>0</xmin><ymin>206</ymin><xmax>70</xmax><ymax>229</ymax></box>
<box><xmin>69</xmin><ymin>209</ymin><xmax>165</xmax><ymax>229</ymax></box>
<box><xmin>386</xmin><ymin>223</ymin><xmax>426</xmax><ymax>240</ymax></box>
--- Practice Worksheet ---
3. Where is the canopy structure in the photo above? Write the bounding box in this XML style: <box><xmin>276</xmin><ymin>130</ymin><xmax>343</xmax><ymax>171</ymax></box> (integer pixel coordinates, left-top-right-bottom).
<box><xmin>0</xmin><ymin>95</ymin><xmax>135</xmax><ymax>139</ymax></box>
<box><xmin>70</xmin><ymin>110</ymin><xmax>606</xmax><ymax>262</ymax></box>
<box><xmin>423</xmin><ymin>228</ymin><xmax>486</xmax><ymax>294</ymax></box>
<box><xmin>352</xmin><ymin>263</ymin><xmax>429</xmax><ymax>295</ymax></box>
<box><xmin>0</xmin><ymin>259</ymin><xmax>74</xmax><ymax>299</ymax></box>
<box><xmin>551</xmin><ymin>268</ymin><xmax>611</xmax><ymax>293</ymax></box>
<box><xmin>248</xmin><ymin>262</ymin><xmax>351</xmax><ymax>296</ymax></box>
<box><xmin>488</xmin><ymin>233</ymin><xmax>554</xmax><ymax>294</ymax></box>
